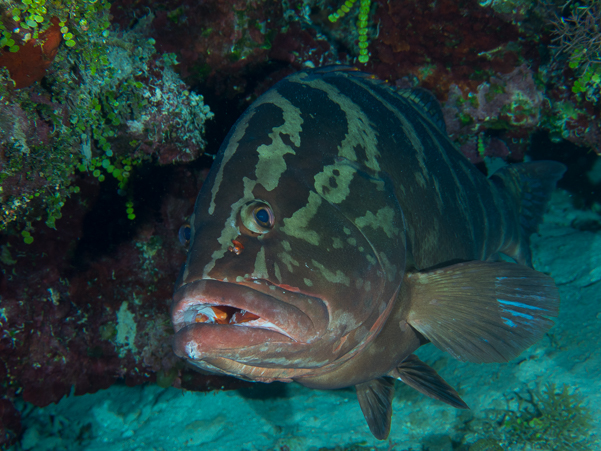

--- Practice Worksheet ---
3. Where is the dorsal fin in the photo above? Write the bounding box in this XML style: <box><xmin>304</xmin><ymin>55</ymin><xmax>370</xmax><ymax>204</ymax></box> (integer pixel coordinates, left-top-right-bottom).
<box><xmin>308</xmin><ymin>64</ymin><xmax>380</xmax><ymax>82</ymax></box>
<box><xmin>355</xmin><ymin>377</ymin><xmax>395</xmax><ymax>440</ymax></box>
<box><xmin>389</xmin><ymin>354</ymin><xmax>468</xmax><ymax>409</ymax></box>
<box><xmin>305</xmin><ymin>66</ymin><xmax>446</xmax><ymax>132</ymax></box>
<box><xmin>309</xmin><ymin>65</ymin><xmax>362</xmax><ymax>75</ymax></box>
<box><xmin>397</xmin><ymin>88</ymin><xmax>447</xmax><ymax>133</ymax></box>
<box><xmin>489</xmin><ymin>161</ymin><xmax>567</xmax><ymax>266</ymax></box>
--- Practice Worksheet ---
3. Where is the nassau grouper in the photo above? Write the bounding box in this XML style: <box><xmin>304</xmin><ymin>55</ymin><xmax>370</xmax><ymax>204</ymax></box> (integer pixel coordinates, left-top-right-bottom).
<box><xmin>171</xmin><ymin>66</ymin><xmax>565</xmax><ymax>439</ymax></box>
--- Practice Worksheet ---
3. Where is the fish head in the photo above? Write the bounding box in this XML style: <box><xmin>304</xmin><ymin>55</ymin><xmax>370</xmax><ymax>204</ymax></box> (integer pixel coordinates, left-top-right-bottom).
<box><xmin>171</xmin><ymin>71</ymin><xmax>407</xmax><ymax>383</ymax></box>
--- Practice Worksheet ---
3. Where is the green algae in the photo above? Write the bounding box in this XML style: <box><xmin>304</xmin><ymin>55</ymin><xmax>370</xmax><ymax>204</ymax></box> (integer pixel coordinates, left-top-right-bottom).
<box><xmin>0</xmin><ymin>9</ymin><xmax>213</xmax><ymax>237</ymax></box>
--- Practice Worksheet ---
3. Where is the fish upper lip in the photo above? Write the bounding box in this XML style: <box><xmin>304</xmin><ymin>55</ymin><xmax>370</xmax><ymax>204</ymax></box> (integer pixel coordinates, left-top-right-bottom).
<box><xmin>171</xmin><ymin>278</ymin><xmax>327</xmax><ymax>343</ymax></box>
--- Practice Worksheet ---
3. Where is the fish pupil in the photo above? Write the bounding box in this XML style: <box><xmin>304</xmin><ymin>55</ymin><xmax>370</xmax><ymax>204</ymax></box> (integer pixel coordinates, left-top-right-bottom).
<box><xmin>254</xmin><ymin>208</ymin><xmax>270</xmax><ymax>225</ymax></box>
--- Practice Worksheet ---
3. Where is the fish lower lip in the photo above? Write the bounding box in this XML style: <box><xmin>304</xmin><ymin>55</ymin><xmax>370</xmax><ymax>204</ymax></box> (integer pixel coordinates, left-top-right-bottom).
<box><xmin>172</xmin><ymin>322</ymin><xmax>294</xmax><ymax>361</ymax></box>
<box><xmin>171</xmin><ymin>279</ymin><xmax>321</xmax><ymax>344</ymax></box>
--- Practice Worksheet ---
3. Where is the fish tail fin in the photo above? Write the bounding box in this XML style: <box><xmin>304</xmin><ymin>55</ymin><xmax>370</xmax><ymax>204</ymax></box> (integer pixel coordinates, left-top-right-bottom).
<box><xmin>405</xmin><ymin>261</ymin><xmax>559</xmax><ymax>364</ymax></box>
<box><xmin>490</xmin><ymin>161</ymin><xmax>566</xmax><ymax>266</ymax></box>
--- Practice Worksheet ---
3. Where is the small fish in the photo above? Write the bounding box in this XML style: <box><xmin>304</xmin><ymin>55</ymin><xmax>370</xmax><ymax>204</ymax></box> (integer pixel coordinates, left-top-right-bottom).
<box><xmin>171</xmin><ymin>66</ymin><xmax>564</xmax><ymax>439</ymax></box>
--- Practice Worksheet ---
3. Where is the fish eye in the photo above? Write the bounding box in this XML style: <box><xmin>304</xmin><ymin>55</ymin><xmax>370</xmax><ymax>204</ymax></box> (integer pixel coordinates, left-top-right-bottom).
<box><xmin>240</xmin><ymin>200</ymin><xmax>275</xmax><ymax>235</ymax></box>
<box><xmin>178</xmin><ymin>224</ymin><xmax>191</xmax><ymax>247</ymax></box>
<box><xmin>253</xmin><ymin>206</ymin><xmax>272</xmax><ymax>228</ymax></box>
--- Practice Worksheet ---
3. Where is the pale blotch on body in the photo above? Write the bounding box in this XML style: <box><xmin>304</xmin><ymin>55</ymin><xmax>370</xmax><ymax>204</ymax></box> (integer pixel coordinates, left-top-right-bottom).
<box><xmin>274</xmin><ymin>262</ymin><xmax>282</xmax><ymax>283</ymax></box>
<box><xmin>354</xmin><ymin>206</ymin><xmax>400</xmax><ymax>239</ymax></box>
<box><xmin>254</xmin><ymin>91</ymin><xmax>302</xmax><ymax>191</ymax></box>
<box><xmin>314</xmin><ymin>163</ymin><xmax>357</xmax><ymax>204</ymax></box>
<box><xmin>301</xmin><ymin>77</ymin><xmax>382</xmax><ymax>172</ymax></box>
<box><xmin>278</xmin><ymin>251</ymin><xmax>300</xmax><ymax>273</ymax></box>
<box><xmin>209</xmin><ymin>114</ymin><xmax>252</xmax><ymax>215</ymax></box>
<box><xmin>202</xmin><ymin>176</ymin><xmax>256</xmax><ymax>278</ymax></box>
<box><xmin>280</xmin><ymin>191</ymin><xmax>322</xmax><ymax>245</ymax></box>
<box><xmin>311</xmin><ymin>259</ymin><xmax>350</xmax><ymax>286</ymax></box>
<box><xmin>252</xmin><ymin>246</ymin><xmax>269</xmax><ymax>279</ymax></box>
<box><xmin>378</xmin><ymin>251</ymin><xmax>398</xmax><ymax>282</ymax></box>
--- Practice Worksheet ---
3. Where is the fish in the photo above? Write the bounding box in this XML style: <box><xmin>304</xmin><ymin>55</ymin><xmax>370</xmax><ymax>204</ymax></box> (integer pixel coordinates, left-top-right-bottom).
<box><xmin>171</xmin><ymin>66</ymin><xmax>565</xmax><ymax>439</ymax></box>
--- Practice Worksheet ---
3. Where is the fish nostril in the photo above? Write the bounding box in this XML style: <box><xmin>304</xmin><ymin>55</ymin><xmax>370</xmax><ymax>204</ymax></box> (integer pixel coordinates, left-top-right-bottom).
<box><xmin>228</xmin><ymin>239</ymin><xmax>244</xmax><ymax>255</ymax></box>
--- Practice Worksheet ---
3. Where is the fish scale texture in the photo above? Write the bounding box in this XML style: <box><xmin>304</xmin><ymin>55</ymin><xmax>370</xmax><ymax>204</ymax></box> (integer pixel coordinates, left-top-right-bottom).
<box><xmin>11</xmin><ymin>189</ymin><xmax>601</xmax><ymax>451</ymax></box>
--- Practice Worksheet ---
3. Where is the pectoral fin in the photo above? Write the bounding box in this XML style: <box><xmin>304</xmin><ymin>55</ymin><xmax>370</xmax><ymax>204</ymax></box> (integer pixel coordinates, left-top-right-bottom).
<box><xmin>355</xmin><ymin>377</ymin><xmax>395</xmax><ymax>440</ymax></box>
<box><xmin>388</xmin><ymin>354</ymin><xmax>468</xmax><ymax>409</ymax></box>
<box><xmin>405</xmin><ymin>261</ymin><xmax>559</xmax><ymax>363</ymax></box>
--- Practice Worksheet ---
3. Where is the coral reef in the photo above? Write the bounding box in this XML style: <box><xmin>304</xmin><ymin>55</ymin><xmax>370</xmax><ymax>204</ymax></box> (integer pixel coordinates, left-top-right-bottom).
<box><xmin>550</xmin><ymin>0</ymin><xmax>601</xmax><ymax>101</ymax></box>
<box><xmin>443</xmin><ymin>64</ymin><xmax>544</xmax><ymax>162</ymax></box>
<box><xmin>541</xmin><ymin>0</ymin><xmax>601</xmax><ymax>153</ymax></box>
<box><xmin>0</xmin><ymin>164</ymin><xmax>223</xmax><ymax>446</ymax></box>
<box><xmin>0</xmin><ymin>11</ymin><xmax>213</xmax><ymax>235</ymax></box>
<box><xmin>110</xmin><ymin>0</ymin><xmax>285</xmax><ymax>97</ymax></box>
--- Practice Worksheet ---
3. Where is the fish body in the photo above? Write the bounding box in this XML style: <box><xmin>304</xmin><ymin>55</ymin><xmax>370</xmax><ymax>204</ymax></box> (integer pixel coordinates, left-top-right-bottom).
<box><xmin>171</xmin><ymin>66</ymin><xmax>564</xmax><ymax>439</ymax></box>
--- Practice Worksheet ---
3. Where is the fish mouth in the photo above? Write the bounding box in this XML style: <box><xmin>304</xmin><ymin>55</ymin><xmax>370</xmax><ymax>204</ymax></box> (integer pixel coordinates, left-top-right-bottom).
<box><xmin>171</xmin><ymin>279</ymin><xmax>328</xmax><ymax>362</ymax></box>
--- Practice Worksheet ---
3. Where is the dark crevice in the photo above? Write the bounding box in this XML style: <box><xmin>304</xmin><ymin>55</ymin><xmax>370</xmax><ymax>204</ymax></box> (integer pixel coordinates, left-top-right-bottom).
<box><xmin>529</xmin><ymin>131</ymin><xmax>599</xmax><ymax>208</ymax></box>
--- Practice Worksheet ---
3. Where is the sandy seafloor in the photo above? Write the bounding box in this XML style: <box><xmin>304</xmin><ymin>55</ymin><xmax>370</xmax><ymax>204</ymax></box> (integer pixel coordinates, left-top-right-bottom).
<box><xmin>9</xmin><ymin>188</ymin><xmax>601</xmax><ymax>451</ymax></box>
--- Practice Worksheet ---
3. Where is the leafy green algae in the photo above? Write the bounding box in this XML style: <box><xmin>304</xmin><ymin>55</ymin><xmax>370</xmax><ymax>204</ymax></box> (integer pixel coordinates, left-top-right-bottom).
<box><xmin>1</xmin><ymin>7</ymin><xmax>212</xmax><ymax>238</ymax></box>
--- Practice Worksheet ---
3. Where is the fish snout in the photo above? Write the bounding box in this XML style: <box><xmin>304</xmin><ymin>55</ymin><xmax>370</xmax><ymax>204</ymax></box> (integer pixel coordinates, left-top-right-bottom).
<box><xmin>171</xmin><ymin>279</ymin><xmax>328</xmax><ymax>363</ymax></box>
